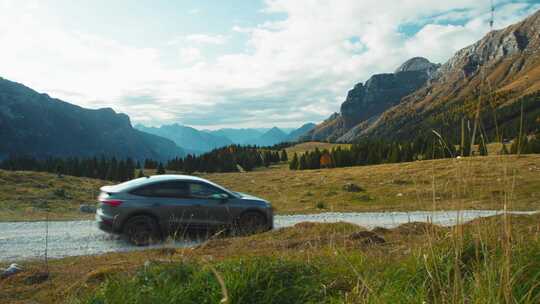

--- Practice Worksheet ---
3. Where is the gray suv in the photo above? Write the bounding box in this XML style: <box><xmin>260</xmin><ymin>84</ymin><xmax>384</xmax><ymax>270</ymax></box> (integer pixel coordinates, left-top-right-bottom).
<box><xmin>96</xmin><ymin>175</ymin><xmax>273</xmax><ymax>245</ymax></box>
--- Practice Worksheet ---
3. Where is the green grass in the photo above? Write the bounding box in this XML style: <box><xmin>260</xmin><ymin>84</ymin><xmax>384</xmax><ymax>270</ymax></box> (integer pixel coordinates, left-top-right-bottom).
<box><xmin>77</xmin><ymin>219</ymin><xmax>540</xmax><ymax>303</ymax></box>
<box><xmin>82</xmin><ymin>258</ymin><xmax>337</xmax><ymax>304</ymax></box>
<box><xmin>3</xmin><ymin>215</ymin><xmax>540</xmax><ymax>304</ymax></box>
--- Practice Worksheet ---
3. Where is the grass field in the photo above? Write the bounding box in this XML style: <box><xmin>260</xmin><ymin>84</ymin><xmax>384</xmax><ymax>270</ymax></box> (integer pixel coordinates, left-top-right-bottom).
<box><xmin>1</xmin><ymin>153</ymin><xmax>540</xmax><ymax>221</ymax></box>
<box><xmin>0</xmin><ymin>170</ymin><xmax>107</xmax><ymax>222</ymax></box>
<box><xmin>2</xmin><ymin>213</ymin><xmax>539</xmax><ymax>303</ymax></box>
<box><xmin>202</xmin><ymin>154</ymin><xmax>540</xmax><ymax>213</ymax></box>
<box><xmin>2</xmin><ymin>143</ymin><xmax>540</xmax><ymax>303</ymax></box>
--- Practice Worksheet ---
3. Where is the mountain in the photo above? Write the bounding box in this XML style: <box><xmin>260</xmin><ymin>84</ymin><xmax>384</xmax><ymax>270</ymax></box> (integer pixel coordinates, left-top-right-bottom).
<box><xmin>206</xmin><ymin>128</ymin><xmax>264</xmax><ymax>144</ymax></box>
<box><xmin>285</xmin><ymin>123</ymin><xmax>316</xmax><ymax>142</ymax></box>
<box><xmin>136</xmin><ymin>124</ymin><xmax>233</xmax><ymax>154</ymax></box>
<box><xmin>344</xmin><ymin>9</ymin><xmax>540</xmax><ymax>142</ymax></box>
<box><xmin>0</xmin><ymin>77</ymin><xmax>184</xmax><ymax>161</ymax></box>
<box><xmin>303</xmin><ymin>57</ymin><xmax>440</xmax><ymax>142</ymax></box>
<box><xmin>246</xmin><ymin>127</ymin><xmax>288</xmax><ymax>146</ymax></box>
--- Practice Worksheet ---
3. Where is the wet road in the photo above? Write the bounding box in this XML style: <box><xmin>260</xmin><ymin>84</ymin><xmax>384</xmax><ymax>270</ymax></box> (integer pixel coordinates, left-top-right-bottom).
<box><xmin>0</xmin><ymin>210</ymin><xmax>536</xmax><ymax>261</ymax></box>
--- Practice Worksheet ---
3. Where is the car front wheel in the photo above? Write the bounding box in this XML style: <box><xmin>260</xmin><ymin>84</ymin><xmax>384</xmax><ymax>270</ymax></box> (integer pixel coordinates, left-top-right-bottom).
<box><xmin>235</xmin><ymin>211</ymin><xmax>267</xmax><ymax>235</ymax></box>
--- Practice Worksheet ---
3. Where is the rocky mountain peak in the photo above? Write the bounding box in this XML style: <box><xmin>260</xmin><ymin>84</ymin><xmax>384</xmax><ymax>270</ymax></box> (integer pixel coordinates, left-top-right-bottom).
<box><xmin>394</xmin><ymin>57</ymin><xmax>440</xmax><ymax>74</ymax></box>
<box><xmin>434</xmin><ymin>9</ymin><xmax>540</xmax><ymax>81</ymax></box>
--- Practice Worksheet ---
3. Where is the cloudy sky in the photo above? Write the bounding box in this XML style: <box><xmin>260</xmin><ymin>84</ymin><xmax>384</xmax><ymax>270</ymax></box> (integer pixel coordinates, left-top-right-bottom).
<box><xmin>1</xmin><ymin>0</ymin><xmax>539</xmax><ymax>129</ymax></box>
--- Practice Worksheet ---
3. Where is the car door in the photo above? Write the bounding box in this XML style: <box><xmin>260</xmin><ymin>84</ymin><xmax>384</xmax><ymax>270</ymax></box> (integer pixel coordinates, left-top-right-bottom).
<box><xmin>131</xmin><ymin>181</ymin><xmax>197</xmax><ymax>231</ymax></box>
<box><xmin>187</xmin><ymin>182</ymin><xmax>233</xmax><ymax>227</ymax></box>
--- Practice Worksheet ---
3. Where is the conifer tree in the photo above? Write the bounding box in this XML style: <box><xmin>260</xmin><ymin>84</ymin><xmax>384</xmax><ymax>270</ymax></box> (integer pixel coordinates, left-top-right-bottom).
<box><xmin>289</xmin><ymin>153</ymin><xmax>299</xmax><ymax>170</ymax></box>
<box><xmin>156</xmin><ymin>163</ymin><xmax>166</xmax><ymax>175</ymax></box>
<box><xmin>280</xmin><ymin>150</ymin><xmax>288</xmax><ymax>162</ymax></box>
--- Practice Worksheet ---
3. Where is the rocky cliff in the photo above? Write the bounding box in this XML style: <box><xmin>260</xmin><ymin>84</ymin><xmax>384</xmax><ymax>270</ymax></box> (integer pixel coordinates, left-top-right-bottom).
<box><xmin>351</xmin><ymin>9</ymin><xmax>540</xmax><ymax>141</ymax></box>
<box><xmin>304</xmin><ymin>57</ymin><xmax>439</xmax><ymax>141</ymax></box>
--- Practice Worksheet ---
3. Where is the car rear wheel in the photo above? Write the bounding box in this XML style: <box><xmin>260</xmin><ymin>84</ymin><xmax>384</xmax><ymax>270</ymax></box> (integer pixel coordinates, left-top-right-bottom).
<box><xmin>123</xmin><ymin>215</ymin><xmax>161</xmax><ymax>246</ymax></box>
<box><xmin>235</xmin><ymin>211</ymin><xmax>267</xmax><ymax>235</ymax></box>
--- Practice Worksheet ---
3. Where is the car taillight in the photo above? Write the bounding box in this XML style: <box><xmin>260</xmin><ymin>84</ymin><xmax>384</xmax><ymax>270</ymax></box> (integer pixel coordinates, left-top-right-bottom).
<box><xmin>101</xmin><ymin>199</ymin><xmax>123</xmax><ymax>207</ymax></box>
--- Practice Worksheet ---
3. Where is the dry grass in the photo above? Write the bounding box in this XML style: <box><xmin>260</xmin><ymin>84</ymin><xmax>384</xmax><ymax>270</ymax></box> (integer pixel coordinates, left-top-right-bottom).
<box><xmin>0</xmin><ymin>170</ymin><xmax>107</xmax><ymax>222</ymax></box>
<box><xmin>202</xmin><ymin>154</ymin><xmax>540</xmax><ymax>214</ymax></box>
<box><xmin>1</xmin><ymin>153</ymin><xmax>539</xmax><ymax>221</ymax></box>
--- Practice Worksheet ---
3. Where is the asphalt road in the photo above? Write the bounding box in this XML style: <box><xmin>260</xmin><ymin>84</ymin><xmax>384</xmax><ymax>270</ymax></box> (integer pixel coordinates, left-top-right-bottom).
<box><xmin>1</xmin><ymin>210</ymin><xmax>535</xmax><ymax>262</ymax></box>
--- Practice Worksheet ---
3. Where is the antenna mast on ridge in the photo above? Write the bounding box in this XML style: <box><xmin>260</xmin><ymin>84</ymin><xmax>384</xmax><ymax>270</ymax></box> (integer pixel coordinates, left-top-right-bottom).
<box><xmin>489</xmin><ymin>0</ymin><xmax>495</xmax><ymax>30</ymax></box>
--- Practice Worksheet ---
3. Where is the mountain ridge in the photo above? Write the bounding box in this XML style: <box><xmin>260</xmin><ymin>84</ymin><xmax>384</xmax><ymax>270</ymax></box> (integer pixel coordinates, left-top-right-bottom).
<box><xmin>0</xmin><ymin>77</ymin><xmax>184</xmax><ymax>161</ymax></box>
<box><xmin>303</xmin><ymin>56</ymin><xmax>440</xmax><ymax>141</ymax></box>
<box><xmin>346</xmin><ymin>9</ymin><xmax>540</xmax><ymax>141</ymax></box>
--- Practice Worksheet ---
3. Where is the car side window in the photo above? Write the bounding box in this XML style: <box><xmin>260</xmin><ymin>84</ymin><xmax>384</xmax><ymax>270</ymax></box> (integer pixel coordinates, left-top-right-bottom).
<box><xmin>188</xmin><ymin>182</ymin><xmax>227</xmax><ymax>199</ymax></box>
<box><xmin>131</xmin><ymin>181</ymin><xmax>189</xmax><ymax>198</ymax></box>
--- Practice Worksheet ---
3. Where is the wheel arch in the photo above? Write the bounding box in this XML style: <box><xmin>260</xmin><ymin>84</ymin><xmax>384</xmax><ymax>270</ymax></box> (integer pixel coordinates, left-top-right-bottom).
<box><xmin>120</xmin><ymin>211</ymin><xmax>162</xmax><ymax>234</ymax></box>
<box><xmin>236</xmin><ymin>208</ymin><xmax>269</xmax><ymax>225</ymax></box>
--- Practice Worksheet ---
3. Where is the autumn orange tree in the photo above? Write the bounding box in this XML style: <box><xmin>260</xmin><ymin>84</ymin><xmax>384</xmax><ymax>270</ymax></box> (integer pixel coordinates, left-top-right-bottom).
<box><xmin>319</xmin><ymin>153</ymin><xmax>333</xmax><ymax>168</ymax></box>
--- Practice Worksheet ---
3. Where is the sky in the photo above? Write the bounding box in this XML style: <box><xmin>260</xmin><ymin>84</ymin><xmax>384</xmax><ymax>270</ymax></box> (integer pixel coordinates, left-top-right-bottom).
<box><xmin>1</xmin><ymin>0</ymin><xmax>540</xmax><ymax>129</ymax></box>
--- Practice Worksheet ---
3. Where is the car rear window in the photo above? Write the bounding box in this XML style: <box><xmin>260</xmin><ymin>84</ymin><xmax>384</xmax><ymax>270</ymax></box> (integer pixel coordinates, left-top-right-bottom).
<box><xmin>131</xmin><ymin>181</ymin><xmax>189</xmax><ymax>198</ymax></box>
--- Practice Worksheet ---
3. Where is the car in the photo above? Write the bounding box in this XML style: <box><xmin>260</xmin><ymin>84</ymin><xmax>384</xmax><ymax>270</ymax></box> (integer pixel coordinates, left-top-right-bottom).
<box><xmin>95</xmin><ymin>174</ymin><xmax>273</xmax><ymax>245</ymax></box>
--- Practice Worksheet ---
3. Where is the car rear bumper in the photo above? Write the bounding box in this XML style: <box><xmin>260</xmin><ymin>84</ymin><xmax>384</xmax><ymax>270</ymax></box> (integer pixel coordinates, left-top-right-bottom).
<box><xmin>95</xmin><ymin>208</ymin><xmax>121</xmax><ymax>234</ymax></box>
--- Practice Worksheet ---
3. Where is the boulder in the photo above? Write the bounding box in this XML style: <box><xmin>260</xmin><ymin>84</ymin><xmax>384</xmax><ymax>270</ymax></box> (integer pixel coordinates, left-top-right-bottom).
<box><xmin>79</xmin><ymin>204</ymin><xmax>97</xmax><ymax>213</ymax></box>
<box><xmin>1</xmin><ymin>263</ymin><xmax>23</xmax><ymax>279</ymax></box>
<box><xmin>343</xmin><ymin>183</ymin><xmax>363</xmax><ymax>192</ymax></box>
<box><xmin>348</xmin><ymin>231</ymin><xmax>386</xmax><ymax>245</ymax></box>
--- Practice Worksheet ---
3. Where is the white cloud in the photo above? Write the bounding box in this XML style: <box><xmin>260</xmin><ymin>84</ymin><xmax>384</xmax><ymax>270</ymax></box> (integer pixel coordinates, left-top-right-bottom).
<box><xmin>178</xmin><ymin>47</ymin><xmax>203</xmax><ymax>64</ymax></box>
<box><xmin>0</xmin><ymin>0</ymin><xmax>538</xmax><ymax>128</ymax></box>
<box><xmin>185</xmin><ymin>34</ymin><xmax>228</xmax><ymax>45</ymax></box>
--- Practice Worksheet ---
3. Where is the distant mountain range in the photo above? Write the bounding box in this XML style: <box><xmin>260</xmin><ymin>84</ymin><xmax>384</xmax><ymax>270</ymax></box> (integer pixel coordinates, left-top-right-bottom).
<box><xmin>136</xmin><ymin>124</ymin><xmax>233</xmax><ymax>155</ymax></box>
<box><xmin>136</xmin><ymin>123</ymin><xmax>316</xmax><ymax>154</ymax></box>
<box><xmin>285</xmin><ymin>123</ymin><xmax>317</xmax><ymax>142</ymax></box>
<box><xmin>304</xmin><ymin>9</ymin><xmax>540</xmax><ymax>143</ymax></box>
<box><xmin>0</xmin><ymin>77</ymin><xmax>184</xmax><ymax>161</ymax></box>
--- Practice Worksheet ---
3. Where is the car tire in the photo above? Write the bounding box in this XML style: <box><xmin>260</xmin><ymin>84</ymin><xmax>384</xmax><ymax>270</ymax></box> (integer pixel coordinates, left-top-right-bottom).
<box><xmin>235</xmin><ymin>211</ymin><xmax>267</xmax><ymax>236</ymax></box>
<box><xmin>123</xmin><ymin>215</ymin><xmax>161</xmax><ymax>246</ymax></box>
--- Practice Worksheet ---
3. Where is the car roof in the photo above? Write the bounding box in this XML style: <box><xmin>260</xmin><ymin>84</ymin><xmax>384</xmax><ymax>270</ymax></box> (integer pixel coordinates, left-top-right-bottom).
<box><xmin>101</xmin><ymin>174</ymin><xmax>218</xmax><ymax>193</ymax></box>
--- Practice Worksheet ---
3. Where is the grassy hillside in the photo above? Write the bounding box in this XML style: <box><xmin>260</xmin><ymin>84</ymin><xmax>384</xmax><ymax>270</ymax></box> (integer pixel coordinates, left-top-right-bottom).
<box><xmin>203</xmin><ymin>154</ymin><xmax>540</xmax><ymax>213</ymax></box>
<box><xmin>1</xmin><ymin>153</ymin><xmax>540</xmax><ymax>221</ymax></box>
<box><xmin>0</xmin><ymin>170</ymin><xmax>107</xmax><ymax>221</ymax></box>
<box><xmin>2</xmin><ymin>213</ymin><xmax>539</xmax><ymax>303</ymax></box>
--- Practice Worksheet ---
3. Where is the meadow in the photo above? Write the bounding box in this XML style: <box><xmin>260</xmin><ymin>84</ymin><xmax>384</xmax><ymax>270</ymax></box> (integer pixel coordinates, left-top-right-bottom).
<box><xmin>1</xmin><ymin>151</ymin><xmax>540</xmax><ymax>221</ymax></box>
<box><xmin>1</xmin><ymin>144</ymin><xmax>540</xmax><ymax>303</ymax></box>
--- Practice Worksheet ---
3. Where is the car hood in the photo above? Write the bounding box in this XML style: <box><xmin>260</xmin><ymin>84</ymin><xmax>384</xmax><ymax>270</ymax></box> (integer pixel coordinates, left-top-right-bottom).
<box><xmin>235</xmin><ymin>192</ymin><xmax>266</xmax><ymax>202</ymax></box>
